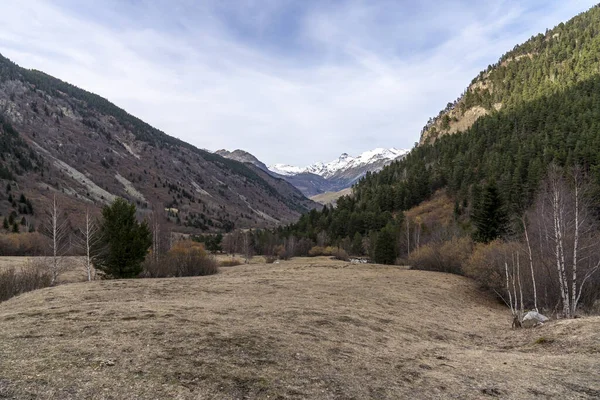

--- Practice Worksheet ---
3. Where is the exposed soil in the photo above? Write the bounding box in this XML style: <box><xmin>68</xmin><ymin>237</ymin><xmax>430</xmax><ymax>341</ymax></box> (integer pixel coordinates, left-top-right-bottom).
<box><xmin>0</xmin><ymin>257</ymin><xmax>598</xmax><ymax>399</ymax></box>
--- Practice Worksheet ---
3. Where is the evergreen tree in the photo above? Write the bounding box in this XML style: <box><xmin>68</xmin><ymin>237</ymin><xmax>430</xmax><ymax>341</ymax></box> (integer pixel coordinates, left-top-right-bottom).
<box><xmin>351</xmin><ymin>232</ymin><xmax>363</xmax><ymax>256</ymax></box>
<box><xmin>12</xmin><ymin>223</ymin><xmax>19</xmax><ymax>233</ymax></box>
<box><xmin>2</xmin><ymin>217</ymin><xmax>8</xmax><ymax>230</ymax></box>
<box><xmin>373</xmin><ymin>226</ymin><xmax>397</xmax><ymax>265</ymax></box>
<box><xmin>94</xmin><ymin>198</ymin><xmax>152</xmax><ymax>279</ymax></box>
<box><xmin>472</xmin><ymin>181</ymin><xmax>509</xmax><ymax>243</ymax></box>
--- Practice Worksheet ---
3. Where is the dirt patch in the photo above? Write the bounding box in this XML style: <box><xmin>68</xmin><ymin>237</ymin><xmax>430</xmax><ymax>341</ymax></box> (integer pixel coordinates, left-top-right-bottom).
<box><xmin>0</xmin><ymin>257</ymin><xmax>598</xmax><ymax>399</ymax></box>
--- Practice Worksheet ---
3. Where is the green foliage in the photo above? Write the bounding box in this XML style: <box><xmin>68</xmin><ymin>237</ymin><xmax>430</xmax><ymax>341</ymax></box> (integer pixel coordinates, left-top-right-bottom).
<box><xmin>94</xmin><ymin>198</ymin><xmax>152</xmax><ymax>279</ymax></box>
<box><xmin>373</xmin><ymin>225</ymin><xmax>397</xmax><ymax>265</ymax></box>
<box><xmin>286</xmin><ymin>7</ymin><xmax>600</xmax><ymax>249</ymax></box>
<box><xmin>472</xmin><ymin>181</ymin><xmax>509</xmax><ymax>243</ymax></box>
<box><xmin>192</xmin><ymin>233</ymin><xmax>223</xmax><ymax>253</ymax></box>
<box><xmin>0</xmin><ymin>114</ymin><xmax>38</xmax><ymax>178</ymax></box>
<box><xmin>351</xmin><ymin>232</ymin><xmax>364</xmax><ymax>256</ymax></box>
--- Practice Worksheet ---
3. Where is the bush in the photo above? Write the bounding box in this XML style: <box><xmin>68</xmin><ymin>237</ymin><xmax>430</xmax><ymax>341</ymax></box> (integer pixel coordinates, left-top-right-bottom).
<box><xmin>463</xmin><ymin>240</ymin><xmax>521</xmax><ymax>291</ymax></box>
<box><xmin>308</xmin><ymin>246</ymin><xmax>325</xmax><ymax>256</ymax></box>
<box><xmin>141</xmin><ymin>241</ymin><xmax>218</xmax><ymax>278</ymax></box>
<box><xmin>408</xmin><ymin>237</ymin><xmax>473</xmax><ymax>274</ymax></box>
<box><xmin>220</xmin><ymin>258</ymin><xmax>243</xmax><ymax>267</ymax></box>
<box><xmin>0</xmin><ymin>233</ymin><xmax>48</xmax><ymax>256</ymax></box>
<box><xmin>264</xmin><ymin>255</ymin><xmax>277</xmax><ymax>264</ymax></box>
<box><xmin>0</xmin><ymin>260</ymin><xmax>52</xmax><ymax>302</ymax></box>
<box><xmin>274</xmin><ymin>244</ymin><xmax>291</xmax><ymax>260</ymax></box>
<box><xmin>332</xmin><ymin>248</ymin><xmax>349</xmax><ymax>261</ymax></box>
<box><xmin>308</xmin><ymin>246</ymin><xmax>348</xmax><ymax>261</ymax></box>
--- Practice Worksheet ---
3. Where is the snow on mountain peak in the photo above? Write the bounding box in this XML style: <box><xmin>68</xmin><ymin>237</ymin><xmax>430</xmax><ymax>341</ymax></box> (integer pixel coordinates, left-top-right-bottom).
<box><xmin>268</xmin><ymin>147</ymin><xmax>410</xmax><ymax>178</ymax></box>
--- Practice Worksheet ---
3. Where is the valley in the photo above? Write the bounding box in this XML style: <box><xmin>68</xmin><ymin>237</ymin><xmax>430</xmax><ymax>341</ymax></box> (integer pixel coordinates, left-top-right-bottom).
<box><xmin>1</xmin><ymin>3</ymin><xmax>600</xmax><ymax>400</ymax></box>
<box><xmin>218</xmin><ymin>148</ymin><xmax>410</xmax><ymax>198</ymax></box>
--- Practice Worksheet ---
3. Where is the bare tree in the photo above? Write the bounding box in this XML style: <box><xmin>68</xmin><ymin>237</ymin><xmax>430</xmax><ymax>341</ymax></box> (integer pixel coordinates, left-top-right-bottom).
<box><xmin>42</xmin><ymin>195</ymin><xmax>69</xmax><ymax>285</ymax></box>
<box><xmin>521</xmin><ymin>215</ymin><xmax>538</xmax><ymax>312</ymax></box>
<box><xmin>76</xmin><ymin>208</ymin><xmax>100</xmax><ymax>281</ymax></box>
<box><xmin>149</xmin><ymin>207</ymin><xmax>170</xmax><ymax>262</ymax></box>
<box><xmin>405</xmin><ymin>215</ymin><xmax>410</xmax><ymax>256</ymax></box>
<box><xmin>529</xmin><ymin>164</ymin><xmax>600</xmax><ymax>318</ymax></box>
<box><xmin>242</xmin><ymin>231</ymin><xmax>254</xmax><ymax>263</ymax></box>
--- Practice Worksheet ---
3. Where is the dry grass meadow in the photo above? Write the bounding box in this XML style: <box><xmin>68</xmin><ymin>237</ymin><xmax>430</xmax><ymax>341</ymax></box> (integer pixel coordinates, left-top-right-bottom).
<box><xmin>0</xmin><ymin>257</ymin><xmax>599</xmax><ymax>399</ymax></box>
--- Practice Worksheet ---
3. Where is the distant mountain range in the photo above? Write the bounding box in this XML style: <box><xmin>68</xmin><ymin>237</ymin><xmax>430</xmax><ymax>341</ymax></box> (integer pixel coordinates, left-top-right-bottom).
<box><xmin>217</xmin><ymin>148</ymin><xmax>410</xmax><ymax>199</ymax></box>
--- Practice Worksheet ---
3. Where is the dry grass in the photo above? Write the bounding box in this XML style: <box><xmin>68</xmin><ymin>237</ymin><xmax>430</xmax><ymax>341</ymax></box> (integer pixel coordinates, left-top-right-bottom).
<box><xmin>0</xmin><ymin>256</ymin><xmax>89</xmax><ymax>284</ymax></box>
<box><xmin>0</xmin><ymin>257</ymin><xmax>599</xmax><ymax>399</ymax></box>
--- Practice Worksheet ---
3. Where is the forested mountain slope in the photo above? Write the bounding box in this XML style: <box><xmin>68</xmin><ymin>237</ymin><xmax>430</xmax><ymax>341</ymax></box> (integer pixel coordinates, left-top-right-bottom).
<box><xmin>285</xmin><ymin>4</ymin><xmax>600</xmax><ymax>246</ymax></box>
<box><xmin>421</xmin><ymin>4</ymin><xmax>600</xmax><ymax>145</ymax></box>
<box><xmin>0</xmin><ymin>54</ymin><xmax>315</xmax><ymax>234</ymax></box>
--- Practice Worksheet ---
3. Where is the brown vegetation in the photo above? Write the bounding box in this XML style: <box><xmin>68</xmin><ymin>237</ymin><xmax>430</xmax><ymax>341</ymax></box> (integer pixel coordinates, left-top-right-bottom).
<box><xmin>0</xmin><ymin>257</ymin><xmax>598</xmax><ymax>399</ymax></box>
<box><xmin>141</xmin><ymin>240</ymin><xmax>218</xmax><ymax>278</ymax></box>
<box><xmin>0</xmin><ymin>259</ymin><xmax>52</xmax><ymax>302</ymax></box>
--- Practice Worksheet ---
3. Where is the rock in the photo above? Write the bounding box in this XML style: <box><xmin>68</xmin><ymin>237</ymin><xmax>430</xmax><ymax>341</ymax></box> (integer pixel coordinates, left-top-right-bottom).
<box><xmin>522</xmin><ymin>311</ymin><xmax>549</xmax><ymax>328</ymax></box>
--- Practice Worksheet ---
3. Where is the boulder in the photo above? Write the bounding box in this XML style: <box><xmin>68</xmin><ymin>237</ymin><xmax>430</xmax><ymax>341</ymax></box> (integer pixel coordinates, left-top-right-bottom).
<box><xmin>522</xmin><ymin>311</ymin><xmax>549</xmax><ymax>328</ymax></box>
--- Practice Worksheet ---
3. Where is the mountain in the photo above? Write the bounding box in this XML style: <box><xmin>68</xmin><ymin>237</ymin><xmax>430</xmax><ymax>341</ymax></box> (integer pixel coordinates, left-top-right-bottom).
<box><xmin>271</xmin><ymin>148</ymin><xmax>409</xmax><ymax>178</ymax></box>
<box><xmin>0</xmin><ymin>54</ymin><xmax>316</xmax><ymax>234</ymax></box>
<box><xmin>287</xmin><ymin>4</ymin><xmax>600</xmax><ymax>247</ymax></box>
<box><xmin>268</xmin><ymin>148</ymin><xmax>410</xmax><ymax>197</ymax></box>
<box><xmin>215</xmin><ymin>149</ymin><xmax>270</xmax><ymax>172</ymax></box>
<box><xmin>420</xmin><ymin>4</ymin><xmax>600</xmax><ymax>146</ymax></box>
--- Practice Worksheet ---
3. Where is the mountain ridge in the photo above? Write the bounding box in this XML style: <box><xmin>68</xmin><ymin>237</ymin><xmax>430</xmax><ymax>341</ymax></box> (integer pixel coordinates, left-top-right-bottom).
<box><xmin>0</xmin><ymin>53</ymin><xmax>316</xmax><ymax>233</ymax></box>
<box><xmin>270</xmin><ymin>148</ymin><xmax>410</xmax><ymax>178</ymax></box>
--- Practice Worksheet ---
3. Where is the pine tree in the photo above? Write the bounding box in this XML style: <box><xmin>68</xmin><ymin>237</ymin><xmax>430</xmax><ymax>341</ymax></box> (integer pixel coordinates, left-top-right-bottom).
<box><xmin>473</xmin><ymin>181</ymin><xmax>509</xmax><ymax>243</ymax></box>
<box><xmin>374</xmin><ymin>226</ymin><xmax>397</xmax><ymax>265</ymax></box>
<box><xmin>351</xmin><ymin>232</ymin><xmax>363</xmax><ymax>256</ymax></box>
<box><xmin>94</xmin><ymin>198</ymin><xmax>152</xmax><ymax>279</ymax></box>
<box><xmin>12</xmin><ymin>223</ymin><xmax>19</xmax><ymax>233</ymax></box>
<box><xmin>2</xmin><ymin>217</ymin><xmax>8</xmax><ymax>230</ymax></box>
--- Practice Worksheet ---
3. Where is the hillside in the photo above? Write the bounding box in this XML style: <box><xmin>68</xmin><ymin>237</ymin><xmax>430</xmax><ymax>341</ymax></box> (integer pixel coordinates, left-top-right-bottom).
<box><xmin>310</xmin><ymin>187</ymin><xmax>352</xmax><ymax>206</ymax></box>
<box><xmin>0</xmin><ymin>54</ymin><xmax>315</xmax><ymax>234</ymax></box>
<box><xmin>1</xmin><ymin>258</ymin><xmax>598</xmax><ymax>399</ymax></box>
<box><xmin>287</xmin><ymin>4</ymin><xmax>600</xmax><ymax>247</ymax></box>
<box><xmin>420</xmin><ymin>4</ymin><xmax>600</xmax><ymax>145</ymax></box>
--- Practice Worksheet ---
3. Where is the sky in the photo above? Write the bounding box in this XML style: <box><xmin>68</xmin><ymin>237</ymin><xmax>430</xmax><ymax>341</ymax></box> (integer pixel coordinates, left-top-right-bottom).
<box><xmin>0</xmin><ymin>0</ymin><xmax>597</xmax><ymax>166</ymax></box>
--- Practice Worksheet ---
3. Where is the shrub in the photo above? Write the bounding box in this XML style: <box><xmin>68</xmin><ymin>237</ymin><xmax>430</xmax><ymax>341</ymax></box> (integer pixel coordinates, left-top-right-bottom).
<box><xmin>463</xmin><ymin>240</ymin><xmax>521</xmax><ymax>291</ymax></box>
<box><xmin>220</xmin><ymin>258</ymin><xmax>243</xmax><ymax>267</ymax></box>
<box><xmin>264</xmin><ymin>255</ymin><xmax>277</xmax><ymax>264</ymax></box>
<box><xmin>141</xmin><ymin>240</ymin><xmax>218</xmax><ymax>278</ymax></box>
<box><xmin>308</xmin><ymin>246</ymin><xmax>325</xmax><ymax>257</ymax></box>
<box><xmin>275</xmin><ymin>244</ymin><xmax>291</xmax><ymax>260</ymax></box>
<box><xmin>0</xmin><ymin>260</ymin><xmax>52</xmax><ymax>302</ymax></box>
<box><xmin>408</xmin><ymin>237</ymin><xmax>473</xmax><ymax>274</ymax></box>
<box><xmin>332</xmin><ymin>248</ymin><xmax>349</xmax><ymax>261</ymax></box>
<box><xmin>0</xmin><ymin>233</ymin><xmax>48</xmax><ymax>256</ymax></box>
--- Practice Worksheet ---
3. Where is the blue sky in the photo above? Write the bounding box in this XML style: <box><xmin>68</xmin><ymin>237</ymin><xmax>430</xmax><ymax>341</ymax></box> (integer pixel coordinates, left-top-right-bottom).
<box><xmin>0</xmin><ymin>0</ymin><xmax>597</xmax><ymax>166</ymax></box>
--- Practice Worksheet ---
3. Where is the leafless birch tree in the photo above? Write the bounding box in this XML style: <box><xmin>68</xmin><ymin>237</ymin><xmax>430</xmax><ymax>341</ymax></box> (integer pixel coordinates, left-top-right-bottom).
<box><xmin>42</xmin><ymin>195</ymin><xmax>69</xmax><ymax>285</ymax></box>
<box><xmin>529</xmin><ymin>164</ymin><xmax>600</xmax><ymax>318</ymax></box>
<box><xmin>76</xmin><ymin>208</ymin><xmax>100</xmax><ymax>281</ymax></box>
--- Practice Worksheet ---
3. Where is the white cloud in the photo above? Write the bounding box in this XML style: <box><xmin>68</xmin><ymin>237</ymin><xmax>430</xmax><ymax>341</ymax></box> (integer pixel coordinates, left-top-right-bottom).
<box><xmin>0</xmin><ymin>0</ymin><xmax>596</xmax><ymax>165</ymax></box>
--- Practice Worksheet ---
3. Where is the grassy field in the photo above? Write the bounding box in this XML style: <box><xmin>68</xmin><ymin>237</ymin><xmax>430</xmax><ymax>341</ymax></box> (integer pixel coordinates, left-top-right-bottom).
<box><xmin>0</xmin><ymin>256</ymin><xmax>89</xmax><ymax>284</ymax></box>
<box><xmin>0</xmin><ymin>257</ymin><xmax>599</xmax><ymax>399</ymax></box>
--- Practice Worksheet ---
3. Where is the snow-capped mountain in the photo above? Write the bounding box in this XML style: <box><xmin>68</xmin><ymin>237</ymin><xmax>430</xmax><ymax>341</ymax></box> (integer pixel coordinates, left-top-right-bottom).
<box><xmin>217</xmin><ymin>147</ymin><xmax>411</xmax><ymax>199</ymax></box>
<box><xmin>270</xmin><ymin>148</ymin><xmax>410</xmax><ymax>179</ymax></box>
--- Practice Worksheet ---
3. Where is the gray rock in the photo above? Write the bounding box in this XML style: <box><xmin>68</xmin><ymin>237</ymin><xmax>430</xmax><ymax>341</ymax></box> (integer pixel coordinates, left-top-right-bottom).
<box><xmin>522</xmin><ymin>311</ymin><xmax>549</xmax><ymax>328</ymax></box>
